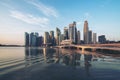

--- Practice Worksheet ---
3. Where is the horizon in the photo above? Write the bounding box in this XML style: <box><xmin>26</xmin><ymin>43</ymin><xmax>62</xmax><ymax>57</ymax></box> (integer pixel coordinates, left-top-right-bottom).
<box><xmin>0</xmin><ymin>0</ymin><xmax>120</xmax><ymax>45</ymax></box>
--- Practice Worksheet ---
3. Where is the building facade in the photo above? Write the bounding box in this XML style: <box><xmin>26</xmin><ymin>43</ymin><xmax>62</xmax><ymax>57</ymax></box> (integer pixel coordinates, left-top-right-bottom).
<box><xmin>25</xmin><ymin>32</ymin><xmax>29</xmax><ymax>47</ymax></box>
<box><xmin>93</xmin><ymin>33</ymin><xmax>97</xmax><ymax>44</ymax></box>
<box><xmin>64</xmin><ymin>27</ymin><xmax>69</xmax><ymax>40</ymax></box>
<box><xmin>88</xmin><ymin>30</ymin><xmax>92</xmax><ymax>44</ymax></box>
<box><xmin>83</xmin><ymin>21</ymin><xmax>89</xmax><ymax>44</ymax></box>
<box><xmin>69</xmin><ymin>21</ymin><xmax>77</xmax><ymax>44</ymax></box>
<box><xmin>56</xmin><ymin>27</ymin><xmax>61</xmax><ymax>45</ymax></box>
<box><xmin>44</xmin><ymin>32</ymin><xmax>50</xmax><ymax>46</ymax></box>
<box><xmin>77</xmin><ymin>30</ymin><xmax>80</xmax><ymax>44</ymax></box>
<box><xmin>98</xmin><ymin>35</ymin><xmax>106</xmax><ymax>44</ymax></box>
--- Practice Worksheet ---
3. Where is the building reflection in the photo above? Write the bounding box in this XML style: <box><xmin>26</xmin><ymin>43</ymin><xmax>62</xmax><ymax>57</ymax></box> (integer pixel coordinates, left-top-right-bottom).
<box><xmin>43</xmin><ymin>48</ymin><xmax>56</xmax><ymax>63</ymax></box>
<box><xmin>25</xmin><ymin>48</ymin><xmax>44</xmax><ymax>67</ymax></box>
<box><xmin>84</xmin><ymin>54</ymin><xmax>92</xmax><ymax>76</ymax></box>
<box><xmin>61</xmin><ymin>49</ymin><xmax>81</xmax><ymax>68</ymax></box>
<box><xmin>25</xmin><ymin>47</ymin><xmax>93</xmax><ymax>76</ymax></box>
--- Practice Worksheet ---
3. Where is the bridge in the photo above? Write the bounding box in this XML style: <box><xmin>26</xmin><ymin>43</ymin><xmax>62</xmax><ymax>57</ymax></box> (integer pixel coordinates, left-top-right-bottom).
<box><xmin>57</xmin><ymin>44</ymin><xmax>120</xmax><ymax>54</ymax></box>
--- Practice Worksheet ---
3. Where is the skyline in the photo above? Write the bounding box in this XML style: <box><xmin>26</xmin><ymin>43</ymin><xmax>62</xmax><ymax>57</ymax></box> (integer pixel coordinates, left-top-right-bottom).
<box><xmin>0</xmin><ymin>0</ymin><xmax>120</xmax><ymax>45</ymax></box>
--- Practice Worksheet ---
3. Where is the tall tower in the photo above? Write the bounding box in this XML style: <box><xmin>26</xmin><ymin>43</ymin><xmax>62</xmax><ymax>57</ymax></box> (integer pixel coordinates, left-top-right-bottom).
<box><xmin>83</xmin><ymin>21</ymin><xmax>89</xmax><ymax>44</ymax></box>
<box><xmin>88</xmin><ymin>30</ymin><xmax>92</xmax><ymax>44</ymax></box>
<box><xmin>93</xmin><ymin>33</ymin><xmax>97</xmax><ymax>44</ymax></box>
<box><xmin>25</xmin><ymin>32</ymin><xmax>29</xmax><ymax>47</ymax></box>
<box><xmin>64</xmin><ymin>27</ymin><xmax>69</xmax><ymax>40</ymax></box>
<box><xmin>77</xmin><ymin>30</ymin><xmax>80</xmax><ymax>44</ymax></box>
<box><xmin>50</xmin><ymin>31</ymin><xmax>55</xmax><ymax>45</ymax></box>
<box><xmin>56</xmin><ymin>27</ymin><xmax>61</xmax><ymax>45</ymax></box>
<box><xmin>44</xmin><ymin>32</ymin><xmax>50</xmax><ymax>45</ymax></box>
<box><xmin>69</xmin><ymin>21</ymin><xmax>77</xmax><ymax>43</ymax></box>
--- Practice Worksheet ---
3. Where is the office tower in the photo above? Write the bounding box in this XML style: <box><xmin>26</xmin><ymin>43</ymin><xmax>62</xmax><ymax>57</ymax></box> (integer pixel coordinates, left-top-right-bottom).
<box><xmin>50</xmin><ymin>31</ymin><xmax>55</xmax><ymax>45</ymax></box>
<box><xmin>56</xmin><ymin>27</ymin><xmax>61</xmax><ymax>45</ymax></box>
<box><xmin>98</xmin><ymin>35</ymin><xmax>106</xmax><ymax>44</ymax></box>
<box><xmin>60</xmin><ymin>34</ymin><xmax>64</xmax><ymax>42</ymax></box>
<box><xmin>44</xmin><ymin>32</ymin><xmax>50</xmax><ymax>45</ymax></box>
<box><xmin>30</xmin><ymin>32</ymin><xmax>34</xmax><ymax>46</ymax></box>
<box><xmin>77</xmin><ymin>30</ymin><xmax>80</xmax><ymax>44</ymax></box>
<box><xmin>64</xmin><ymin>27</ymin><xmax>69</xmax><ymax>40</ymax></box>
<box><xmin>69</xmin><ymin>21</ymin><xmax>77</xmax><ymax>44</ymax></box>
<box><xmin>38</xmin><ymin>36</ymin><xmax>43</xmax><ymax>46</ymax></box>
<box><xmin>35</xmin><ymin>32</ymin><xmax>39</xmax><ymax>46</ymax></box>
<box><xmin>93</xmin><ymin>33</ymin><xmax>97</xmax><ymax>44</ymax></box>
<box><xmin>83</xmin><ymin>20</ymin><xmax>89</xmax><ymax>44</ymax></box>
<box><xmin>25</xmin><ymin>32</ymin><xmax>29</xmax><ymax>47</ymax></box>
<box><xmin>88</xmin><ymin>30</ymin><xmax>92</xmax><ymax>44</ymax></box>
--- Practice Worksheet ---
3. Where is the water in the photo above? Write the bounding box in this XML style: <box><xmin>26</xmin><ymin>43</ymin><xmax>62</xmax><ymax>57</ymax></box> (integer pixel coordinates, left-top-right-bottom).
<box><xmin>0</xmin><ymin>47</ymin><xmax>120</xmax><ymax>80</ymax></box>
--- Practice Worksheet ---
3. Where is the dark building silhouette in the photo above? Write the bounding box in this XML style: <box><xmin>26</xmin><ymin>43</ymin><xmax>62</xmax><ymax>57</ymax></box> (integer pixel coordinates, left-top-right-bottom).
<box><xmin>88</xmin><ymin>30</ymin><xmax>92</xmax><ymax>44</ymax></box>
<box><xmin>37</xmin><ymin>36</ymin><xmax>43</xmax><ymax>47</ymax></box>
<box><xmin>50</xmin><ymin>31</ymin><xmax>55</xmax><ymax>46</ymax></box>
<box><xmin>25</xmin><ymin>32</ymin><xmax>29</xmax><ymax>47</ymax></box>
<box><xmin>98</xmin><ymin>35</ymin><xmax>106</xmax><ymax>44</ymax></box>
<box><xmin>25</xmin><ymin>32</ymin><xmax>43</xmax><ymax>47</ymax></box>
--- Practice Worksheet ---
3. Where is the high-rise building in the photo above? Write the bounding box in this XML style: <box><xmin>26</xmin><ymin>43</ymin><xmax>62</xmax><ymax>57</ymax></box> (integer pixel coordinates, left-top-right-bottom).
<box><xmin>25</xmin><ymin>32</ymin><xmax>29</xmax><ymax>47</ymax></box>
<box><xmin>60</xmin><ymin>34</ymin><xmax>64</xmax><ymax>42</ymax></box>
<box><xmin>98</xmin><ymin>35</ymin><xmax>106</xmax><ymax>44</ymax></box>
<box><xmin>64</xmin><ymin>27</ymin><xmax>69</xmax><ymax>40</ymax></box>
<box><xmin>83</xmin><ymin>20</ymin><xmax>89</xmax><ymax>44</ymax></box>
<box><xmin>35</xmin><ymin>32</ymin><xmax>39</xmax><ymax>46</ymax></box>
<box><xmin>56</xmin><ymin>27</ymin><xmax>61</xmax><ymax>45</ymax></box>
<box><xmin>44</xmin><ymin>32</ymin><xmax>50</xmax><ymax>45</ymax></box>
<box><xmin>88</xmin><ymin>30</ymin><xmax>92</xmax><ymax>44</ymax></box>
<box><xmin>37</xmin><ymin>36</ymin><xmax>43</xmax><ymax>46</ymax></box>
<box><xmin>50</xmin><ymin>31</ymin><xmax>55</xmax><ymax>46</ymax></box>
<box><xmin>69</xmin><ymin>21</ymin><xmax>77</xmax><ymax>43</ymax></box>
<box><xmin>77</xmin><ymin>30</ymin><xmax>80</xmax><ymax>44</ymax></box>
<box><xmin>93</xmin><ymin>33</ymin><xmax>97</xmax><ymax>44</ymax></box>
<box><xmin>30</xmin><ymin>32</ymin><xmax>36</xmax><ymax>47</ymax></box>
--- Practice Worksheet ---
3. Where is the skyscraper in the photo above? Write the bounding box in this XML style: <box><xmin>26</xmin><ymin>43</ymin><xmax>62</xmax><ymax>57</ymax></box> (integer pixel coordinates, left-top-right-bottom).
<box><xmin>77</xmin><ymin>30</ymin><xmax>80</xmax><ymax>44</ymax></box>
<box><xmin>37</xmin><ymin>36</ymin><xmax>43</xmax><ymax>46</ymax></box>
<box><xmin>50</xmin><ymin>31</ymin><xmax>55</xmax><ymax>45</ymax></box>
<box><xmin>56</xmin><ymin>27</ymin><xmax>61</xmax><ymax>45</ymax></box>
<box><xmin>93</xmin><ymin>33</ymin><xmax>97</xmax><ymax>44</ymax></box>
<box><xmin>69</xmin><ymin>21</ymin><xmax>77</xmax><ymax>43</ymax></box>
<box><xmin>35</xmin><ymin>32</ymin><xmax>39</xmax><ymax>46</ymax></box>
<box><xmin>44</xmin><ymin>32</ymin><xmax>50</xmax><ymax>45</ymax></box>
<box><xmin>83</xmin><ymin>20</ymin><xmax>89</xmax><ymax>44</ymax></box>
<box><xmin>88</xmin><ymin>30</ymin><xmax>92</xmax><ymax>44</ymax></box>
<box><xmin>25</xmin><ymin>32</ymin><xmax>29</xmax><ymax>47</ymax></box>
<box><xmin>30</xmin><ymin>32</ymin><xmax>35</xmax><ymax>47</ymax></box>
<box><xmin>64</xmin><ymin>27</ymin><xmax>69</xmax><ymax>40</ymax></box>
<box><xmin>98</xmin><ymin>35</ymin><xmax>106</xmax><ymax>44</ymax></box>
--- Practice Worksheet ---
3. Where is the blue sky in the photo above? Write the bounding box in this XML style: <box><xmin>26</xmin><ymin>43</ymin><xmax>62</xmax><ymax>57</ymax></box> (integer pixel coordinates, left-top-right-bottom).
<box><xmin>0</xmin><ymin>0</ymin><xmax>120</xmax><ymax>45</ymax></box>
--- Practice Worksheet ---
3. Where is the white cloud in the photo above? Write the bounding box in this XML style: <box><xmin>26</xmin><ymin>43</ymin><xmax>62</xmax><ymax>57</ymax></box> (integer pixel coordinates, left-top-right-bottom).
<box><xmin>10</xmin><ymin>10</ymin><xmax>49</xmax><ymax>27</ymax></box>
<box><xmin>27</xmin><ymin>0</ymin><xmax>58</xmax><ymax>18</ymax></box>
<box><xmin>77</xmin><ymin>21</ymin><xmax>83</xmax><ymax>26</ymax></box>
<box><xmin>84</xmin><ymin>12</ymin><xmax>92</xmax><ymax>20</ymax></box>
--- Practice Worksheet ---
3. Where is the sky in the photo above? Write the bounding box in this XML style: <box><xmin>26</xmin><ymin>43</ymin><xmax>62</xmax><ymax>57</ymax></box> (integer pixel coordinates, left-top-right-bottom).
<box><xmin>0</xmin><ymin>0</ymin><xmax>120</xmax><ymax>45</ymax></box>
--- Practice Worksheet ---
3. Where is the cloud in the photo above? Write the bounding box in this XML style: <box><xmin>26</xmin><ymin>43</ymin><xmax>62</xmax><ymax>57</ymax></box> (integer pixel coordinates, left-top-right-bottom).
<box><xmin>84</xmin><ymin>12</ymin><xmax>92</xmax><ymax>19</ymax></box>
<box><xmin>27</xmin><ymin>0</ymin><xmax>58</xmax><ymax>18</ymax></box>
<box><xmin>77</xmin><ymin>21</ymin><xmax>83</xmax><ymax>26</ymax></box>
<box><xmin>10</xmin><ymin>10</ymin><xmax>49</xmax><ymax>27</ymax></box>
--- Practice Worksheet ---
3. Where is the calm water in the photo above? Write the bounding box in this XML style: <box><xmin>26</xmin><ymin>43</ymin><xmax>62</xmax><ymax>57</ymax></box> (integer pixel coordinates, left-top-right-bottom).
<box><xmin>0</xmin><ymin>47</ymin><xmax>120</xmax><ymax>80</ymax></box>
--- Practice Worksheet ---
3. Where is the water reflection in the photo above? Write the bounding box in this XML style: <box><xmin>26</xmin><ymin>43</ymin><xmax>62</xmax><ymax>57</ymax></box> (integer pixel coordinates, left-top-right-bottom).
<box><xmin>84</xmin><ymin>54</ymin><xmax>92</xmax><ymax>76</ymax></box>
<box><xmin>24</xmin><ymin>48</ymin><xmax>93</xmax><ymax>76</ymax></box>
<box><xmin>25</xmin><ymin>48</ymin><xmax>44</xmax><ymax>67</ymax></box>
<box><xmin>1</xmin><ymin>47</ymin><xmax>120</xmax><ymax>80</ymax></box>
